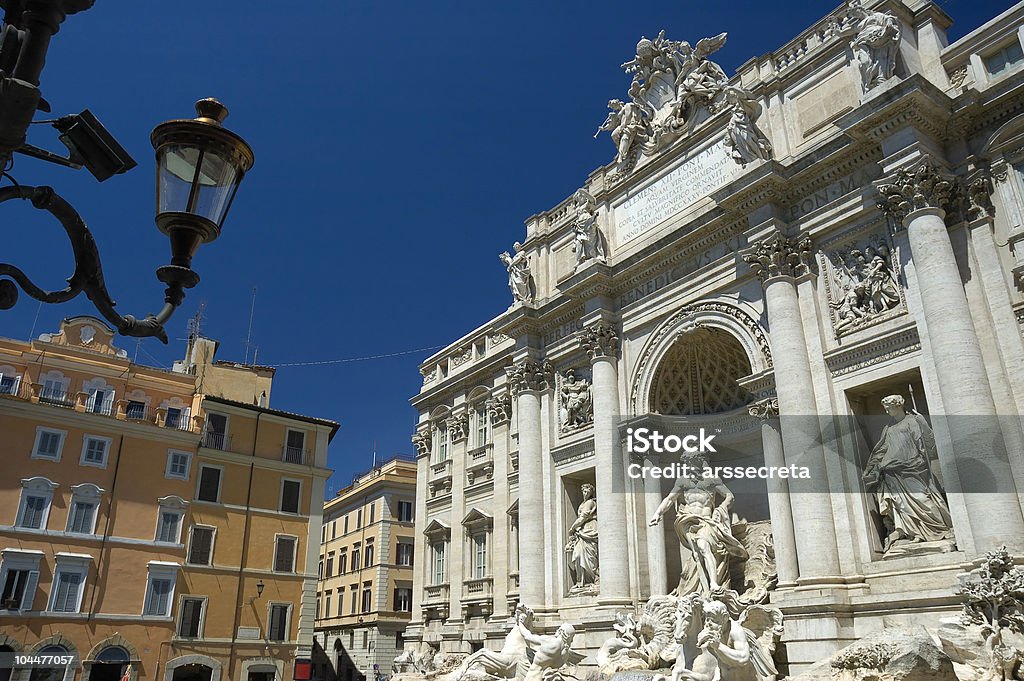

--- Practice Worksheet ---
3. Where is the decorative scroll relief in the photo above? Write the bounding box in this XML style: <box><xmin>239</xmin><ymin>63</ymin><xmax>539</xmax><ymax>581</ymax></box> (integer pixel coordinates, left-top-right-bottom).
<box><xmin>614</xmin><ymin>140</ymin><xmax>739</xmax><ymax>247</ymax></box>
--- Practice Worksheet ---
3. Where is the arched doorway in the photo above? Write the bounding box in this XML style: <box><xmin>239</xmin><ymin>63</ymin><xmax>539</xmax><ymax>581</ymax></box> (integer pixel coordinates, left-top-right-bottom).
<box><xmin>171</xmin><ymin>665</ymin><xmax>212</xmax><ymax>681</ymax></box>
<box><xmin>28</xmin><ymin>646</ymin><xmax>72</xmax><ymax>681</ymax></box>
<box><xmin>88</xmin><ymin>647</ymin><xmax>129</xmax><ymax>681</ymax></box>
<box><xmin>163</xmin><ymin>656</ymin><xmax>220</xmax><ymax>681</ymax></box>
<box><xmin>642</xmin><ymin>322</ymin><xmax>773</xmax><ymax>598</ymax></box>
<box><xmin>1</xmin><ymin>645</ymin><xmax>14</xmax><ymax>681</ymax></box>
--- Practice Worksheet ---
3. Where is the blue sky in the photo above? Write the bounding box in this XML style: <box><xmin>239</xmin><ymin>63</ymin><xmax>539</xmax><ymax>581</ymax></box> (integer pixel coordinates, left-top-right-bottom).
<box><xmin>0</xmin><ymin>0</ymin><xmax>1004</xmax><ymax>493</ymax></box>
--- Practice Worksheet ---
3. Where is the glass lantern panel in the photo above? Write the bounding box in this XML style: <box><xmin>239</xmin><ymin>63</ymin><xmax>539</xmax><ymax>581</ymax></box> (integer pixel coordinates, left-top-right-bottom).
<box><xmin>193</xmin><ymin>150</ymin><xmax>240</xmax><ymax>227</ymax></box>
<box><xmin>157</xmin><ymin>144</ymin><xmax>200</xmax><ymax>216</ymax></box>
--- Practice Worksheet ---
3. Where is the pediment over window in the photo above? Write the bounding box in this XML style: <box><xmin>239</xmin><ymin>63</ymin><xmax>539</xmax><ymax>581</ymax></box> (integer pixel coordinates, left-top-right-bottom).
<box><xmin>157</xmin><ymin>495</ymin><xmax>189</xmax><ymax>509</ymax></box>
<box><xmin>461</xmin><ymin>508</ymin><xmax>493</xmax><ymax>529</ymax></box>
<box><xmin>423</xmin><ymin>519</ymin><xmax>451</xmax><ymax>538</ymax></box>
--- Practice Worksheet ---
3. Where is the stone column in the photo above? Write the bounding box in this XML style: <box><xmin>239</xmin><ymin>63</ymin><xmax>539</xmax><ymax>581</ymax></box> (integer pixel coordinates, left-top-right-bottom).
<box><xmin>506</xmin><ymin>359</ymin><xmax>552</xmax><ymax>608</ymax></box>
<box><xmin>408</xmin><ymin>428</ymin><xmax>432</xmax><ymax>630</ymax></box>
<box><xmin>744</xmin><ymin>233</ymin><xmax>841</xmax><ymax>581</ymax></box>
<box><xmin>642</xmin><ymin>452</ymin><xmax>668</xmax><ymax>596</ymax></box>
<box><xmin>877</xmin><ymin>159</ymin><xmax>1024</xmax><ymax>551</ymax></box>
<box><xmin>580</xmin><ymin>321</ymin><xmax>630</xmax><ymax>603</ymax></box>
<box><xmin>749</xmin><ymin>398</ymin><xmax>798</xmax><ymax>586</ymax></box>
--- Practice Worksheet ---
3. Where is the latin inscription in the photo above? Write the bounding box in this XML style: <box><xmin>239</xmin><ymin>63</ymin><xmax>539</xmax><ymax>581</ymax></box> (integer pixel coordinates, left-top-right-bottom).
<box><xmin>614</xmin><ymin>142</ymin><xmax>736</xmax><ymax>246</ymax></box>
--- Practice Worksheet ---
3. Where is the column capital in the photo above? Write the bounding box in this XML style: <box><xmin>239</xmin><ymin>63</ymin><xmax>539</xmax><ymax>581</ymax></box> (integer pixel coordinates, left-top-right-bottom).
<box><xmin>579</xmin><ymin>320</ymin><xmax>620</xmax><ymax>361</ymax></box>
<box><xmin>747</xmin><ymin>397</ymin><xmax>779</xmax><ymax>420</ymax></box>
<box><xmin>505</xmin><ymin>359</ymin><xmax>554</xmax><ymax>395</ymax></box>
<box><xmin>446</xmin><ymin>412</ymin><xmax>469</xmax><ymax>442</ymax></box>
<box><xmin>742</xmin><ymin>231</ymin><xmax>813</xmax><ymax>285</ymax></box>
<box><xmin>964</xmin><ymin>174</ymin><xmax>996</xmax><ymax>222</ymax></box>
<box><xmin>876</xmin><ymin>155</ymin><xmax>957</xmax><ymax>223</ymax></box>
<box><xmin>411</xmin><ymin>429</ymin><xmax>431</xmax><ymax>457</ymax></box>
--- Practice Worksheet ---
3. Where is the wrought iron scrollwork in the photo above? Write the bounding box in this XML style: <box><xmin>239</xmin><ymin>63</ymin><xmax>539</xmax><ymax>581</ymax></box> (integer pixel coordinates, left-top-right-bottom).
<box><xmin>0</xmin><ymin>184</ymin><xmax>185</xmax><ymax>343</ymax></box>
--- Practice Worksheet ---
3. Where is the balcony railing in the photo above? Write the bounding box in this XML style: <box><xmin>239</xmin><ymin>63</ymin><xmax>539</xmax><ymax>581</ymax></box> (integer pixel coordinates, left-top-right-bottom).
<box><xmin>424</xmin><ymin>583</ymin><xmax>449</xmax><ymax>603</ymax></box>
<box><xmin>202</xmin><ymin>430</ymin><xmax>229</xmax><ymax>450</ymax></box>
<box><xmin>124</xmin><ymin>404</ymin><xmax>149</xmax><ymax>422</ymax></box>
<box><xmin>283</xmin><ymin>445</ymin><xmax>305</xmax><ymax>465</ymax></box>
<box><xmin>39</xmin><ymin>387</ymin><xmax>75</xmax><ymax>409</ymax></box>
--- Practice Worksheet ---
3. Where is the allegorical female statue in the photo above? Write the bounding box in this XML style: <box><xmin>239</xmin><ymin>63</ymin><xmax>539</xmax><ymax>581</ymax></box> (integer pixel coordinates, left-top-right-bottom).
<box><xmin>862</xmin><ymin>394</ymin><xmax>954</xmax><ymax>553</ymax></box>
<box><xmin>565</xmin><ymin>483</ymin><xmax>599</xmax><ymax>591</ymax></box>
<box><xmin>650</xmin><ymin>454</ymin><xmax>748</xmax><ymax>595</ymax></box>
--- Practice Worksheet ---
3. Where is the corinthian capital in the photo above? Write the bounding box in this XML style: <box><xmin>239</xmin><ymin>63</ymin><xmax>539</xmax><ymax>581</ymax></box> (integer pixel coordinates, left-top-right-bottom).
<box><xmin>743</xmin><ymin>231</ymin><xmax>813</xmax><ymax>284</ymax></box>
<box><xmin>411</xmin><ymin>430</ymin><xmax>432</xmax><ymax>457</ymax></box>
<box><xmin>748</xmin><ymin>397</ymin><xmax>779</xmax><ymax>420</ymax></box>
<box><xmin>876</xmin><ymin>157</ymin><xmax>956</xmax><ymax>222</ymax></box>
<box><xmin>579</xmin><ymin>320</ymin><xmax>620</xmax><ymax>360</ymax></box>
<box><xmin>505</xmin><ymin>359</ymin><xmax>554</xmax><ymax>395</ymax></box>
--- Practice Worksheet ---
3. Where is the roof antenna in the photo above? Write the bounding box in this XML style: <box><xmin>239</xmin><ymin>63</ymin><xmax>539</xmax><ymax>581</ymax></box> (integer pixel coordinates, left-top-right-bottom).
<box><xmin>185</xmin><ymin>302</ymin><xmax>206</xmax><ymax>370</ymax></box>
<box><xmin>244</xmin><ymin>286</ymin><xmax>257</xmax><ymax>365</ymax></box>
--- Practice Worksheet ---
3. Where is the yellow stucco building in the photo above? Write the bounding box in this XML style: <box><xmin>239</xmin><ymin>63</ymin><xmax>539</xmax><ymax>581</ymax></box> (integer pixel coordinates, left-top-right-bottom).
<box><xmin>313</xmin><ymin>457</ymin><xmax>416</xmax><ymax>681</ymax></box>
<box><xmin>0</xmin><ymin>317</ymin><xmax>337</xmax><ymax>681</ymax></box>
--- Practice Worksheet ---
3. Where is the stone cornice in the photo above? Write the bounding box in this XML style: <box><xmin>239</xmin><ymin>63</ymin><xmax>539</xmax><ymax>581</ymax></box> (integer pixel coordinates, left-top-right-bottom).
<box><xmin>824</xmin><ymin>322</ymin><xmax>920</xmax><ymax>377</ymax></box>
<box><xmin>579</xmin><ymin>321</ymin><xmax>620</xmax><ymax>361</ymax></box>
<box><xmin>743</xmin><ymin>231</ymin><xmax>814</xmax><ymax>284</ymax></box>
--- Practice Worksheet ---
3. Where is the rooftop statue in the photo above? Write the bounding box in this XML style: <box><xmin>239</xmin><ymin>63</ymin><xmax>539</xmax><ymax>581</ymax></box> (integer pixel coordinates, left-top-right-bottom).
<box><xmin>597</xmin><ymin>31</ymin><xmax>731</xmax><ymax>176</ymax></box>
<box><xmin>499</xmin><ymin>242</ymin><xmax>534</xmax><ymax>303</ymax></box>
<box><xmin>848</xmin><ymin>0</ymin><xmax>901</xmax><ymax>91</ymax></box>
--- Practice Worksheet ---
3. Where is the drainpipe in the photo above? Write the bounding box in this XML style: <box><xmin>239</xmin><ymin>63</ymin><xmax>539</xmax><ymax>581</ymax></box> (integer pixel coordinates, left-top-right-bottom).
<box><xmin>228</xmin><ymin>411</ymin><xmax>262</xmax><ymax>681</ymax></box>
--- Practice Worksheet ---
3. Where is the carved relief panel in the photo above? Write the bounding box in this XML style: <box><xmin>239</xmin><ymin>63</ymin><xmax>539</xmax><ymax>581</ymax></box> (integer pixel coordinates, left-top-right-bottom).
<box><xmin>819</xmin><ymin>233</ymin><xmax>905</xmax><ymax>337</ymax></box>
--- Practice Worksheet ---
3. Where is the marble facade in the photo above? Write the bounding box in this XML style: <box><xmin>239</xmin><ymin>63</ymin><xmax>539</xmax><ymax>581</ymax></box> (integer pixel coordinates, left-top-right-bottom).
<box><xmin>404</xmin><ymin>1</ymin><xmax>1024</xmax><ymax>676</ymax></box>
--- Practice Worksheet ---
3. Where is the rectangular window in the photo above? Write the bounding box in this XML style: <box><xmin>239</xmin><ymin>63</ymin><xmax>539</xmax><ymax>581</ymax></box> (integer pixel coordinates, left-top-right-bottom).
<box><xmin>369</xmin><ymin>502</ymin><xmax>375</xmax><ymax>525</ymax></box>
<box><xmin>356</xmin><ymin>509</ymin><xmax>363</xmax><ymax>529</ymax></box>
<box><xmin>268</xmin><ymin>603</ymin><xmax>289</xmax><ymax>641</ymax></box>
<box><xmin>281</xmin><ymin>479</ymin><xmax>301</xmax><ymax>514</ymax></box>
<box><xmin>475</xmin><ymin>405</ymin><xmax>489</xmax><ymax>447</ymax></box>
<box><xmin>432</xmin><ymin>542</ymin><xmax>447</xmax><ymax>584</ymax></box>
<box><xmin>985</xmin><ymin>39</ymin><xmax>1024</xmax><ymax>76</ymax></box>
<box><xmin>165</xmin><ymin>407</ymin><xmax>182</xmax><ymax>429</ymax></box>
<box><xmin>203</xmin><ymin>413</ymin><xmax>228</xmax><ymax>450</ymax></box>
<box><xmin>393</xmin><ymin>587</ymin><xmax>412</xmax><ymax>612</ymax></box>
<box><xmin>396</xmin><ymin>542</ymin><xmax>414</xmax><ymax>567</ymax></box>
<box><xmin>321</xmin><ymin>525</ymin><xmax>326</xmax><ymax>544</ymax></box>
<box><xmin>1</xmin><ymin>568</ymin><xmax>39</xmax><ymax>611</ymax></box>
<box><xmin>49</xmin><ymin>571</ymin><xmax>83</xmax><ymax>613</ymax></box>
<box><xmin>351</xmin><ymin>545</ymin><xmax>361</xmax><ymax>571</ymax></box>
<box><xmin>187</xmin><ymin>527</ymin><xmax>215</xmax><ymax>566</ymax></box>
<box><xmin>274</xmin><ymin>536</ymin><xmax>297</xmax><ymax>573</ymax></box>
<box><xmin>473</xmin><ymin>534</ymin><xmax>487</xmax><ymax>579</ymax></box>
<box><xmin>338</xmin><ymin>552</ymin><xmax>347</xmax><ymax>575</ymax></box>
<box><xmin>32</xmin><ymin>428</ymin><xmax>64</xmax><ymax>460</ymax></box>
<box><xmin>324</xmin><ymin>592</ymin><xmax>332</xmax><ymax>619</ymax></box>
<box><xmin>196</xmin><ymin>466</ymin><xmax>222</xmax><ymax>503</ymax></box>
<box><xmin>398</xmin><ymin>500</ymin><xmax>414</xmax><ymax>523</ymax></box>
<box><xmin>434</xmin><ymin>426</ymin><xmax>449</xmax><ymax>463</ymax></box>
<box><xmin>364</xmin><ymin>540</ymin><xmax>374</xmax><ymax>567</ymax></box>
<box><xmin>336</xmin><ymin>588</ymin><xmax>343</xmax><ymax>616</ymax></box>
<box><xmin>350</xmin><ymin>586</ymin><xmax>358</xmax><ymax>614</ymax></box>
<box><xmin>17</xmin><ymin>495</ymin><xmax>48</xmax><ymax>529</ymax></box>
<box><xmin>166</xmin><ymin>451</ymin><xmax>191</xmax><ymax>480</ymax></box>
<box><xmin>144</xmin><ymin>578</ymin><xmax>173</xmax><ymax>616</ymax></box>
<box><xmin>178</xmin><ymin>597</ymin><xmax>204</xmax><ymax>637</ymax></box>
<box><xmin>66</xmin><ymin>501</ymin><xmax>97</xmax><ymax>534</ymax></box>
<box><xmin>285</xmin><ymin>430</ymin><xmax>305</xmax><ymax>464</ymax></box>
<box><xmin>81</xmin><ymin>436</ymin><xmax>110</xmax><ymax>467</ymax></box>
<box><xmin>157</xmin><ymin>512</ymin><xmax>182</xmax><ymax>543</ymax></box>
<box><xmin>343</xmin><ymin>516</ymin><xmax>349</xmax><ymax>534</ymax></box>
<box><xmin>332</xmin><ymin>520</ymin><xmax>338</xmax><ymax>538</ymax></box>
<box><xmin>126</xmin><ymin>400</ymin><xmax>147</xmax><ymax>420</ymax></box>
<box><xmin>326</xmin><ymin>553</ymin><xmax>334</xmax><ymax>578</ymax></box>
<box><xmin>363</xmin><ymin>630</ymin><xmax>369</xmax><ymax>649</ymax></box>
<box><xmin>361</xmin><ymin>586</ymin><xmax>371</xmax><ymax>613</ymax></box>
<box><xmin>0</xmin><ymin>373</ymin><xmax>18</xmax><ymax>395</ymax></box>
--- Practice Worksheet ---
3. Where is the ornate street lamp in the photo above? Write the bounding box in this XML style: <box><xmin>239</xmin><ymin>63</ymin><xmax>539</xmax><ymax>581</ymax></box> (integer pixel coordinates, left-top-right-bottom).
<box><xmin>0</xmin><ymin>2</ymin><xmax>254</xmax><ymax>343</ymax></box>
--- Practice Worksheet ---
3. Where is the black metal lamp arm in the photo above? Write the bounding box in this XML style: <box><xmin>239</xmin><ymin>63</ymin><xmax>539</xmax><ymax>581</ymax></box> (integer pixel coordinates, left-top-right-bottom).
<box><xmin>0</xmin><ymin>184</ymin><xmax>183</xmax><ymax>343</ymax></box>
